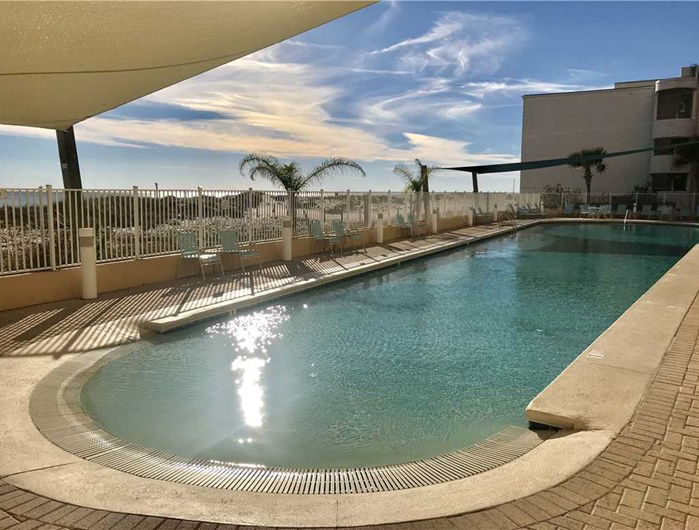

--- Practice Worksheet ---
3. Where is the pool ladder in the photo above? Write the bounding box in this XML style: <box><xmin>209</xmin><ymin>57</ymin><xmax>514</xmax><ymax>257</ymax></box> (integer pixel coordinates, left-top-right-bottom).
<box><xmin>498</xmin><ymin>211</ymin><xmax>517</xmax><ymax>233</ymax></box>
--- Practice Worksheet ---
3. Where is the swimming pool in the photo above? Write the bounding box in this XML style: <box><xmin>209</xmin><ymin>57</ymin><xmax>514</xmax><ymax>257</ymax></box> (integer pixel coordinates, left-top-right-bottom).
<box><xmin>81</xmin><ymin>223</ymin><xmax>699</xmax><ymax>469</ymax></box>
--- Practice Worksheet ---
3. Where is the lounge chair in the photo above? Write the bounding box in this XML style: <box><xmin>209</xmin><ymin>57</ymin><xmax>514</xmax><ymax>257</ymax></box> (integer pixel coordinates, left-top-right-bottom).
<box><xmin>219</xmin><ymin>230</ymin><xmax>262</xmax><ymax>273</ymax></box>
<box><xmin>176</xmin><ymin>231</ymin><xmax>221</xmax><ymax>279</ymax></box>
<box><xmin>407</xmin><ymin>213</ymin><xmax>427</xmax><ymax>238</ymax></box>
<box><xmin>563</xmin><ymin>204</ymin><xmax>574</xmax><ymax>216</ymax></box>
<box><xmin>579</xmin><ymin>204</ymin><xmax>591</xmax><ymax>218</ymax></box>
<box><xmin>310</xmin><ymin>219</ymin><xmax>341</xmax><ymax>255</ymax></box>
<box><xmin>527</xmin><ymin>204</ymin><xmax>544</xmax><ymax>217</ymax></box>
<box><xmin>332</xmin><ymin>220</ymin><xmax>365</xmax><ymax>252</ymax></box>
<box><xmin>614</xmin><ymin>204</ymin><xmax>627</xmax><ymax>218</ymax></box>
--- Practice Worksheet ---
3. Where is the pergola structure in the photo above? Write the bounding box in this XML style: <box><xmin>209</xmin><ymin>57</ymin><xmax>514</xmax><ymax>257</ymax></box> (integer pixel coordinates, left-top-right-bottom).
<box><xmin>0</xmin><ymin>1</ymin><xmax>373</xmax><ymax>187</ymax></box>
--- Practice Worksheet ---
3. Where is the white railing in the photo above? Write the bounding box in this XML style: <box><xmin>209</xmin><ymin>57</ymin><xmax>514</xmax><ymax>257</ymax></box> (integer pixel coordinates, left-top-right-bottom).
<box><xmin>0</xmin><ymin>187</ymin><xmax>541</xmax><ymax>275</ymax></box>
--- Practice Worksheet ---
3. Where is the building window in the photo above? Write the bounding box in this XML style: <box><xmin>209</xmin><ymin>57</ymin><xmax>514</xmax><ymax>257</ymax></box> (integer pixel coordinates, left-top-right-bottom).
<box><xmin>653</xmin><ymin>137</ymin><xmax>690</xmax><ymax>155</ymax></box>
<box><xmin>656</xmin><ymin>88</ymin><xmax>694</xmax><ymax>120</ymax></box>
<box><xmin>651</xmin><ymin>173</ymin><xmax>688</xmax><ymax>191</ymax></box>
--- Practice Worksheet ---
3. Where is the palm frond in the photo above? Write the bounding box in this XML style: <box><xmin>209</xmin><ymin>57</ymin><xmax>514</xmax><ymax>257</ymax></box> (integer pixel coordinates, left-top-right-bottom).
<box><xmin>299</xmin><ymin>158</ymin><xmax>365</xmax><ymax>190</ymax></box>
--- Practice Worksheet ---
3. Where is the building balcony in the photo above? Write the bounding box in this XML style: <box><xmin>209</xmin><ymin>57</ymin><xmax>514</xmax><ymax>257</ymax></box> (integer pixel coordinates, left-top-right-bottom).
<box><xmin>656</xmin><ymin>78</ymin><xmax>698</xmax><ymax>92</ymax></box>
<box><xmin>650</xmin><ymin>154</ymin><xmax>680</xmax><ymax>174</ymax></box>
<box><xmin>653</xmin><ymin>118</ymin><xmax>696</xmax><ymax>139</ymax></box>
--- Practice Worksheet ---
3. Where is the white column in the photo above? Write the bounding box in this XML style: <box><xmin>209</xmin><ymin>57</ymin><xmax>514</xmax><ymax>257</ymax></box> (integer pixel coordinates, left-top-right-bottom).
<box><xmin>431</xmin><ymin>208</ymin><xmax>438</xmax><ymax>234</ymax></box>
<box><xmin>376</xmin><ymin>212</ymin><xmax>384</xmax><ymax>243</ymax></box>
<box><xmin>282</xmin><ymin>216</ymin><xmax>292</xmax><ymax>261</ymax></box>
<box><xmin>79</xmin><ymin>227</ymin><xmax>97</xmax><ymax>299</ymax></box>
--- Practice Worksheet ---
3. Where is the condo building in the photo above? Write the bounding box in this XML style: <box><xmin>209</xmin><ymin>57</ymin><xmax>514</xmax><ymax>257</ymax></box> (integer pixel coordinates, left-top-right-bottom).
<box><xmin>520</xmin><ymin>65</ymin><xmax>699</xmax><ymax>193</ymax></box>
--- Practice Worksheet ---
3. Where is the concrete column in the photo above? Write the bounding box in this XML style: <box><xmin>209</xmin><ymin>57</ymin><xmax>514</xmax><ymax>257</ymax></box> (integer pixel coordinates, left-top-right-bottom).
<box><xmin>376</xmin><ymin>212</ymin><xmax>384</xmax><ymax>243</ymax></box>
<box><xmin>282</xmin><ymin>216</ymin><xmax>292</xmax><ymax>261</ymax></box>
<box><xmin>467</xmin><ymin>208</ymin><xmax>474</xmax><ymax>227</ymax></box>
<box><xmin>431</xmin><ymin>208</ymin><xmax>438</xmax><ymax>234</ymax></box>
<box><xmin>79</xmin><ymin>227</ymin><xmax>97</xmax><ymax>299</ymax></box>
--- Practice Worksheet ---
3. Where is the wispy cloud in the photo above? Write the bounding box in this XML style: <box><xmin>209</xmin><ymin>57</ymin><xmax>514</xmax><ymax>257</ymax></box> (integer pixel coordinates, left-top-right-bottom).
<box><xmin>462</xmin><ymin>79</ymin><xmax>611</xmax><ymax>98</ymax></box>
<box><xmin>369</xmin><ymin>12</ymin><xmax>528</xmax><ymax>77</ymax></box>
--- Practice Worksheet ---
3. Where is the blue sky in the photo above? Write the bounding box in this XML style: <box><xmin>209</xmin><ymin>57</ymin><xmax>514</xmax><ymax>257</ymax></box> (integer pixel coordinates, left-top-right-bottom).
<box><xmin>1</xmin><ymin>1</ymin><xmax>698</xmax><ymax>192</ymax></box>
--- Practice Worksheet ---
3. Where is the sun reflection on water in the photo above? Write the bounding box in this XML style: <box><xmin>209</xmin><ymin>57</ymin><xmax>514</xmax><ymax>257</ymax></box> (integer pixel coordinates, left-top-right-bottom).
<box><xmin>207</xmin><ymin>306</ymin><xmax>289</xmax><ymax>428</ymax></box>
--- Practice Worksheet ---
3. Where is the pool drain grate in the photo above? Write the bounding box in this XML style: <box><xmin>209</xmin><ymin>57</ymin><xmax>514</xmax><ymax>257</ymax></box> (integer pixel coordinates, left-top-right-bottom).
<box><xmin>31</xmin><ymin>353</ymin><xmax>554</xmax><ymax>494</ymax></box>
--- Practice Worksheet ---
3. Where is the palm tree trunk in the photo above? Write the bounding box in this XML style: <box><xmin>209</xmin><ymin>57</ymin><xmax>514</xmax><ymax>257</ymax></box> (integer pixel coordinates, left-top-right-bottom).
<box><xmin>584</xmin><ymin>169</ymin><xmax>593</xmax><ymax>197</ymax></box>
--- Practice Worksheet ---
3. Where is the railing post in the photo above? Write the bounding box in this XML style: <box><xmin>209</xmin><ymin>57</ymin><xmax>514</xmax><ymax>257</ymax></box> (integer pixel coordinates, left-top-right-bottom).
<box><xmin>366</xmin><ymin>190</ymin><xmax>372</xmax><ymax>228</ymax></box>
<box><xmin>320</xmin><ymin>189</ymin><xmax>325</xmax><ymax>226</ymax></box>
<box><xmin>132</xmin><ymin>185</ymin><xmax>141</xmax><ymax>259</ymax></box>
<box><xmin>387</xmin><ymin>190</ymin><xmax>392</xmax><ymax>223</ymax></box>
<box><xmin>197</xmin><ymin>186</ymin><xmax>204</xmax><ymax>248</ymax></box>
<box><xmin>282</xmin><ymin>216</ymin><xmax>292</xmax><ymax>261</ymax></box>
<box><xmin>247</xmin><ymin>187</ymin><xmax>253</xmax><ymax>243</ymax></box>
<box><xmin>346</xmin><ymin>189</ymin><xmax>351</xmax><ymax>227</ymax></box>
<box><xmin>46</xmin><ymin>185</ymin><xmax>56</xmax><ymax>270</ymax></box>
<box><xmin>79</xmin><ymin>227</ymin><xmax>97</xmax><ymax>299</ymax></box>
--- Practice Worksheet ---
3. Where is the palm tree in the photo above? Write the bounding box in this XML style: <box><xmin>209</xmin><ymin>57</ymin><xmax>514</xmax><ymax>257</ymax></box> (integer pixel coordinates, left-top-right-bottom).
<box><xmin>239</xmin><ymin>153</ymin><xmax>365</xmax><ymax>232</ymax></box>
<box><xmin>239</xmin><ymin>153</ymin><xmax>365</xmax><ymax>191</ymax></box>
<box><xmin>672</xmin><ymin>136</ymin><xmax>699</xmax><ymax>191</ymax></box>
<box><xmin>393</xmin><ymin>159</ymin><xmax>440</xmax><ymax>220</ymax></box>
<box><xmin>567</xmin><ymin>147</ymin><xmax>607</xmax><ymax>196</ymax></box>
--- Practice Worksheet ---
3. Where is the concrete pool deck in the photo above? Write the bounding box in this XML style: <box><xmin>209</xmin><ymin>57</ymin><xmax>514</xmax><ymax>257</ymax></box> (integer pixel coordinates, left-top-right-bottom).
<box><xmin>3</xmin><ymin>218</ymin><xmax>699</xmax><ymax>529</ymax></box>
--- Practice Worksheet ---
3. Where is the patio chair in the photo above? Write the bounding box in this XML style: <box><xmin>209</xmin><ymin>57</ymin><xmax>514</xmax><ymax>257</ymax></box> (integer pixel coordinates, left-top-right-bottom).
<box><xmin>658</xmin><ymin>205</ymin><xmax>673</xmax><ymax>221</ymax></box>
<box><xmin>332</xmin><ymin>220</ymin><xmax>365</xmax><ymax>253</ymax></box>
<box><xmin>176</xmin><ymin>231</ymin><xmax>221</xmax><ymax>280</ymax></box>
<box><xmin>579</xmin><ymin>204</ymin><xmax>591</xmax><ymax>218</ymax></box>
<box><xmin>219</xmin><ymin>230</ymin><xmax>262</xmax><ymax>273</ymax></box>
<box><xmin>407</xmin><ymin>213</ymin><xmax>427</xmax><ymax>238</ymax></box>
<box><xmin>596</xmin><ymin>205</ymin><xmax>612</xmax><ymax>219</ymax></box>
<box><xmin>395</xmin><ymin>213</ymin><xmax>412</xmax><ymax>235</ymax></box>
<box><xmin>563</xmin><ymin>204</ymin><xmax>574</xmax><ymax>216</ymax></box>
<box><xmin>310</xmin><ymin>219</ymin><xmax>341</xmax><ymax>255</ymax></box>
<box><xmin>680</xmin><ymin>208</ymin><xmax>691</xmax><ymax>221</ymax></box>
<box><xmin>641</xmin><ymin>204</ymin><xmax>657</xmax><ymax>219</ymax></box>
<box><xmin>615</xmin><ymin>204</ymin><xmax>627</xmax><ymax>218</ymax></box>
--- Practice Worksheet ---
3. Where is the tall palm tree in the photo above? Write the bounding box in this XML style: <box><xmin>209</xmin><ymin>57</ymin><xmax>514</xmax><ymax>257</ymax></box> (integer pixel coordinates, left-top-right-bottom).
<box><xmin>567</xmin><ymin>147</ymin><xmax>607</xmax><ymax>196</ymax></box>
<box><xmin>393</xmin><ymin>159</ymin><xmax>439</xmax><ymax>220</ymax></box>
<box><xmin>239</xmin><ymin>153</ymin><xmax>365</xmax><ymax>191</ymax></box>
<box><xmin>672</xmin><ymin>136</ymin><xmax>699</xmax><ymax>191</ymax></box>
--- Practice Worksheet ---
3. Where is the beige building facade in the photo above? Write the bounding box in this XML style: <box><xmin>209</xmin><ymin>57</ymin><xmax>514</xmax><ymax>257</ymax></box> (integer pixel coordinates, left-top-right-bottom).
<box><xmin>520</xmin><ymin>65</ymin><xmax>699</xmax><ymax>193</ymax></box>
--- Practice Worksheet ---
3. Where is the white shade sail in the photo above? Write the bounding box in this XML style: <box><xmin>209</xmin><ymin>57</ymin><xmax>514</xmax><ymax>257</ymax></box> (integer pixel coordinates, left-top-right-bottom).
<box><xmin>0</xmin><ymin>1</ymin><xmax>372</xmax><ymax>130</ymax></box>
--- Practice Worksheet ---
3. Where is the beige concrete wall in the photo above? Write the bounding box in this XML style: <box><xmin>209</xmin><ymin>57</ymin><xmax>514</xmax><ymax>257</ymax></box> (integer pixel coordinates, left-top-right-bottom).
<box><xmin>520</xmin><ymin>87</ymin><xmax>655</xmax><ymax>193</ymax></box>
<box><xmin>1</xmin><ymin>219</ymin><xmax>477</xmax><ymax>312</ymax></box>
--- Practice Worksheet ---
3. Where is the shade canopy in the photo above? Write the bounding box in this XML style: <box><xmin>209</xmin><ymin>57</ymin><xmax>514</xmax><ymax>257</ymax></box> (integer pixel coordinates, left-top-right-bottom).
<box><xmin>0</xmin><ymin>1</ymin><xmax>372</xmax><ymax>130</ymax></box>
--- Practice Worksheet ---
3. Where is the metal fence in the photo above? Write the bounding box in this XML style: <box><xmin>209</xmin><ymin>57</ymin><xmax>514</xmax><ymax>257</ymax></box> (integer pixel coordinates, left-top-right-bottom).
<box><xmin>0</xmin><ymin>187</ymin><xmax>541</xmax><ymax>275</ymax></box>
<box><xmin>540</xmin><ymin>191</ymin><xmax>699</xmax><ymax>212</ymax></box>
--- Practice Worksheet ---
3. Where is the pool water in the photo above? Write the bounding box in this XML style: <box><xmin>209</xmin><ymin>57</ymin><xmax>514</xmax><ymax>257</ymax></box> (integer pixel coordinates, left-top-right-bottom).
<box><xmin>82</xmin><ymin>223</ymin><xmax>699</xmax><ymax>468</ymax></box>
